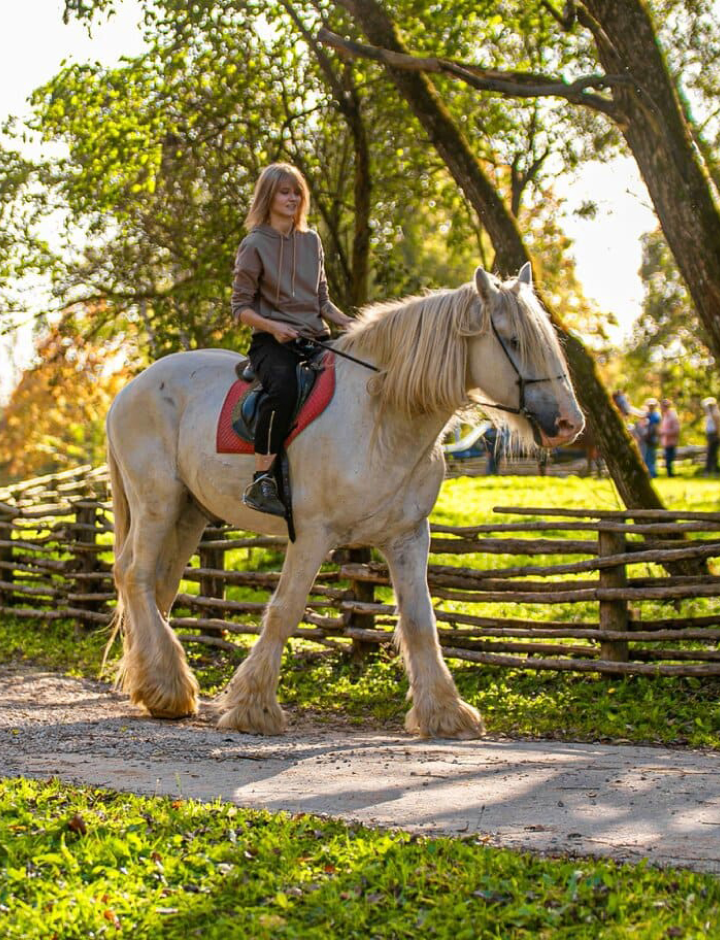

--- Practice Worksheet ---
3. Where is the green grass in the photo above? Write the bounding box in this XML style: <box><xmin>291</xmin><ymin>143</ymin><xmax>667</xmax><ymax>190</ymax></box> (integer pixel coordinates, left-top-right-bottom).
<box><xmin>1</xmin><ymin>776</ymin><xmax>719</xmax><ymax>939</ymax></box>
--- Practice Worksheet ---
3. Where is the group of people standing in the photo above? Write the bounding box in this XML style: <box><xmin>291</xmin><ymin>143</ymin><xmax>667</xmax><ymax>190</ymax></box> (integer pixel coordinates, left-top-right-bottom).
<box><xmin>613</xmin><ymin>389</ymin><xmax>719</xmax><ymax>478</ymax></box>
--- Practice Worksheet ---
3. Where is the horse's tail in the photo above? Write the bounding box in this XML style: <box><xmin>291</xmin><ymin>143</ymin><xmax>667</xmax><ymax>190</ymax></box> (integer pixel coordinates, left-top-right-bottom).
<box><xmin>102</xmin><ymin>432</ymin><xmax>130</xmax><ymax>681</ymax></box>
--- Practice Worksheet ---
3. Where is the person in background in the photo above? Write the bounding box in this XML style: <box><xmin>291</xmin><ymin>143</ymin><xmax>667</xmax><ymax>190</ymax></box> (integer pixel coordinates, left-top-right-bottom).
<box><xmin>613</xmin><ymin>388</ymin><xmax>645</xmax><ymax>419</ymax></box>
<box><xmin>641</xmin><ymin>398</ymin><xmax>660</xmax><ymax>478</ymax></box>
<box><xmin>659</xmin><ymin>398</ymin><xmax>680</xmax><ymax>477</ymax></box>
<box><xmin>701</xmin><ymin>396</ymin><xmax>720</xmax><ymax>476</ymax></box>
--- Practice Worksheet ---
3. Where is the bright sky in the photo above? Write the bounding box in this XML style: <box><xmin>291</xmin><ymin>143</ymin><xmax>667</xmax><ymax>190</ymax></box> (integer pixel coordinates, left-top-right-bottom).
<box><xmin>0</xmin><ymin>0</ymin><xmax>658</xmax><ymax>403</ymax></box>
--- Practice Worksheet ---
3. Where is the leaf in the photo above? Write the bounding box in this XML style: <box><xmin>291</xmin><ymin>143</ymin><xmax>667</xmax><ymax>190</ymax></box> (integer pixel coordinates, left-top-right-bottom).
<box><xmin>102</xmin><ymin>909</ymin><xmax>120</xmax><ymax>928</ymax></box>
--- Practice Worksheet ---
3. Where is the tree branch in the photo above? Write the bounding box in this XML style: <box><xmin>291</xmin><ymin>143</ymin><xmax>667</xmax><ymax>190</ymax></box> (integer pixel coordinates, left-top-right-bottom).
<box><xmin>317</xmin><ymin>26</ymin><xmax>625</xmax><ymax>118</ymax></box>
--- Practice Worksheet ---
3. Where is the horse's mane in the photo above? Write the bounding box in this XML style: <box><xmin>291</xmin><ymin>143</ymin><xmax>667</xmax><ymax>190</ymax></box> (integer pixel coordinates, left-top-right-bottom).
<box><xmin>336</xmin><ymin>284</ymin><xmax>482</xmax><ymax>420</ymax></box>
<box><xmin>336</xmin><ymin>277</ymin><xmax>565</xmax><ymax>425</ymax></box>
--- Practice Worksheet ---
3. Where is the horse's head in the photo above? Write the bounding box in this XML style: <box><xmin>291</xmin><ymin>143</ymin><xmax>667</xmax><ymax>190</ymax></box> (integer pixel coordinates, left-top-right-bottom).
<box><xmin>466</xmin><ymin>263</ymin><xmax>584</xmax><ymax>448</ymax></box>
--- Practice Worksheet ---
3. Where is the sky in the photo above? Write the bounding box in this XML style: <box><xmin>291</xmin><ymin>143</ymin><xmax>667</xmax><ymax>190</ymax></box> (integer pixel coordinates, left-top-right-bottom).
<box><xmin>0</xmin><ymin>0</ymin><xmax>658</xmax><ymax>403</ymax></box>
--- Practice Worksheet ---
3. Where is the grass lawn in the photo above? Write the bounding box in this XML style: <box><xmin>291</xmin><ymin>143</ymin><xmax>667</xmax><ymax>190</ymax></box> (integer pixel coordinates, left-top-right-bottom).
<box><xmin>1</xmin><ymin>777</ymin><xmax>719</xmax><ymax>939</ymax></box>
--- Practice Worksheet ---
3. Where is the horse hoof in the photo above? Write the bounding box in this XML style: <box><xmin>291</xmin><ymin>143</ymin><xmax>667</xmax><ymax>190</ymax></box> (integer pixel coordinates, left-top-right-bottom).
<box><xmin>405</xmin><ymin>699</ymin><xmax>485</xmax><ymax>740</ymax></box>
<box><xmin>147</xmin><ymin>705</ymin><xmax>196</xmax><ymax>720</ymax></box>
<box><xmin>129</xmin><ymin>683</ymin><xmax>199</xmax><ymax>720</ymax></box>
<box><xmin>217</xmin><ymin>699</ymin><xmax>287</xmax><ymax>735</ymax></box>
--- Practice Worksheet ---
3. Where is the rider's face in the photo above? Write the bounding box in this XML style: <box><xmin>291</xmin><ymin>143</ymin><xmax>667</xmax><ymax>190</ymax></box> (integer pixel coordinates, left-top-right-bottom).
<box><xmin>271</xmin><ymin>182</ymin><xmax>302</xmax><ymax>223</ymax></box>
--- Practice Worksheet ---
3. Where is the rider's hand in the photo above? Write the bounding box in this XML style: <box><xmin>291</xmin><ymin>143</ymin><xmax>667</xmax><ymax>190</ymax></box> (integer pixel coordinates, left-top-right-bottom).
<box><xmin>270</xmin><ymin>322</ymin><xmax>299</xmax><ymax>343</ymax></box>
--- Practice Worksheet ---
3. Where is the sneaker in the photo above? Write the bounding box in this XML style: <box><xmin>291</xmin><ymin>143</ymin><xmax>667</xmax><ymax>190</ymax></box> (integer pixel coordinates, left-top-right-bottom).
<box><xmin>242</xmin><ymin>473</ymin><xmax>286</xmax><ymax>517</ymax></box>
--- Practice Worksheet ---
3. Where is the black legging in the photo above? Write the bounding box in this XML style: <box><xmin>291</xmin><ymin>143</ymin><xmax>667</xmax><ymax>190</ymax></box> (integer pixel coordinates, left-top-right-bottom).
<box><xmin>247</xmin><ymin>332</ymin><xmax>300</xmax><ymax>455</ymax></box>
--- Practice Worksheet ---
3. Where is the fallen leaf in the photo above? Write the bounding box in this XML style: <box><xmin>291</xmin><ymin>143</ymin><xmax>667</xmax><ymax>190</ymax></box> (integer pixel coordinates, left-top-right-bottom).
<box><xmin>67</xmin><ymin>814</ymin><xmax>87</xmax><ymax>835</ymax></box>
<box><xmin>102</xmin><ymin>909</ymin><xmax>120</xmax><ymax>928</ymax></box>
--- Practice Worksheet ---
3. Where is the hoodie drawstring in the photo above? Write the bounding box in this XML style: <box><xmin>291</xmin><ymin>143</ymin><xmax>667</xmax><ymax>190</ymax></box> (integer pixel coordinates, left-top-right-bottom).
<box><xmin>275</xmin><ymin>229</ymin><xmax>297</xmax><ymax>303</ymax></box>
<box><xmin>291</xmin><ymin>230</ymin><xmax>296</xmax><ymax>298</ymax></box>
<box><xmin>276</xmin><ymin>237</ymin><xmax>284</xmax><ymax>304</ymax></box>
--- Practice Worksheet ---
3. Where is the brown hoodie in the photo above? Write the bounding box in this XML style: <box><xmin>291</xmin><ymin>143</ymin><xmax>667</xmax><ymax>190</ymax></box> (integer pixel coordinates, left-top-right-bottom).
<box><xmin>231</xmin><ymin>224</ymin><xmax>341</xmax><ymax>337</ymax></box>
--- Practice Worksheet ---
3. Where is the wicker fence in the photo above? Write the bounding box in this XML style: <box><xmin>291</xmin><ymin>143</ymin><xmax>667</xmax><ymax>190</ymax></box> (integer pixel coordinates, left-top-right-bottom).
<box><xmin>1</xmin><ymin>464</ymin><xmax>719</xmax><ymax>677</ymax></box>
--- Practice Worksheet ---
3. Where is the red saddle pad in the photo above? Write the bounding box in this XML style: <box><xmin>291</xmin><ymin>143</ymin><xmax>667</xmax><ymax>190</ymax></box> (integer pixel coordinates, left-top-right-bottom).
<box><xmin>216</xmin><ymin>355</ymin><xmax>336</xmax><ymax>454</ymax></box>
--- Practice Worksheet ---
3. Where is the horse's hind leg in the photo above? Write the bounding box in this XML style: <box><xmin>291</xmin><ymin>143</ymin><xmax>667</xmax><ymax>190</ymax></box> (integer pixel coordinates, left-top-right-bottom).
<box><xmin>155</xmin><ymin>499</ymin><xmax>208</xmax><ymax>617</ymax></box>
<box><xmin>382</xmin><ymin>522</ymin><xmax>485</xmax><ymax>739</ymax></box>
<box><xmin>216</xmin><ymin>530</ymin><xmax>330</xmax><ymax>734</ymax></box>
<box><xmin>114</xmin><ymin>487</ymin><xmax>200</xmax><ymax>719</ymax></box>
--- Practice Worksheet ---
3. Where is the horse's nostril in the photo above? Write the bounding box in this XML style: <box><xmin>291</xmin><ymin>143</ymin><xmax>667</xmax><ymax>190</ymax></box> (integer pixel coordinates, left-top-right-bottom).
<box><xmin>556</xmin><ymin>418</ymin><xmax>577</xmax><ymax>435</ymax></box>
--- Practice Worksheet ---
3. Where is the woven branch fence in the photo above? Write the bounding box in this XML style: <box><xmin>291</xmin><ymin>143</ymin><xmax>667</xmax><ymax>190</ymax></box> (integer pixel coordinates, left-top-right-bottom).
<box><xmin>1</xmin><ymin>464</ymin><xmax>719</xmax><ymax>677</ymax></box>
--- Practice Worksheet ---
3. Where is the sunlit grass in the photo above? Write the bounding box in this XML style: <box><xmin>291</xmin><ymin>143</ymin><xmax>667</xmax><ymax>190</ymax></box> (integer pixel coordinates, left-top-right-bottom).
<box><xmin>1</xmin><ymin>777</ymin><xmax>719</xmax><ymax>939</ymax></box>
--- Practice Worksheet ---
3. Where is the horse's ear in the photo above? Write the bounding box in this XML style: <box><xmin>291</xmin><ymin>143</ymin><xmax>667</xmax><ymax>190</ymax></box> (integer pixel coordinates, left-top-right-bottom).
<box><xmin>516</xmin><ymin>262</ymin><xmax>533</xmax><ymax>288</ymax></box>
<box><xmin>474</xmin><ymin>267</ymin><xmax>497</xmax><ymax>307</ymax></box>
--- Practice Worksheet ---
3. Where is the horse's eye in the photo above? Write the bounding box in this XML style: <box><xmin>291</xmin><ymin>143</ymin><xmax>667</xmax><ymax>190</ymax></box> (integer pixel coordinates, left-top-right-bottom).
<box><xmin>509</xmin><ymin>336</ymin><xmax>520</xmax><ymax>349</ymax></box>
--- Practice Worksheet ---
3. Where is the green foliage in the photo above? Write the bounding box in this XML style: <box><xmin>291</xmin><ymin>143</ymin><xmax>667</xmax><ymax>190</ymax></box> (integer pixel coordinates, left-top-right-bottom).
<box><xmin>1</xmin><ymin>776</ymin><xmax>719</xmax><ymax>938</ymax></box>
<box><xmin>2</xmin><ymin>0</ymin><xmax>643</xmax><ymax>367</ymax></box>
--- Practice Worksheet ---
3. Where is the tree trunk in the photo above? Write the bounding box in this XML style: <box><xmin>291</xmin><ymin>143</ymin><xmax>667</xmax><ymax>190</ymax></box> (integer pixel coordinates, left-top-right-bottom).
<box><xmin>336</xmin><ymin>0</ymin><xmax>662</xmax><ymax>509</ymax></box>
<box><xmin>283</xmin><ymin>0</ymin><xmax>372</xmax><ymax>308</ymax></box>
<box><xmin>345</xmin><ymin>73</ymin><xmax>372</xmax><ymax>307</ymax></box>
<box><xmin>578</xmin><ymin>0</ymin><xmax>720</xmax><ymax>363</ymax></box>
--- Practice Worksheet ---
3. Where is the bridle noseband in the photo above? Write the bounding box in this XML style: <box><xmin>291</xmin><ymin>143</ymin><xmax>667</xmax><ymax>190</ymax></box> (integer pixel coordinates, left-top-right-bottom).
<box><xmin>474</xmin><ymin>316</ymin><xmax>568</xmax><ymax>439</ymax></box>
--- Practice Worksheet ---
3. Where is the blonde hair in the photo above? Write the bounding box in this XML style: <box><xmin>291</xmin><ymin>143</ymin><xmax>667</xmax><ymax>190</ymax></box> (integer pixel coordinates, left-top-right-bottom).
<box><xmin>337</xmin><ymin>276</ymin><xmax>569</xmax><ymax>452</ymax></box>
<box><xmin>245</xmin><ymin>163</ymin><xmax>310</xmax><ymax>231</ymax></box>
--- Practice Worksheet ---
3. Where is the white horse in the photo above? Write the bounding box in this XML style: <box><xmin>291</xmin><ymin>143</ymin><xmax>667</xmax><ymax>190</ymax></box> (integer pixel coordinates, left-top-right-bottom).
<box><xmin>106</xmin><ymin>264</ymin><xmax>583</xmax><ymax>738</ymax></box>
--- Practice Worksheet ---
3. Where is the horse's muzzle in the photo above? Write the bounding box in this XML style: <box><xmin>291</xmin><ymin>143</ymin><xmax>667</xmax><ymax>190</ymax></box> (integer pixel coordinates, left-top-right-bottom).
<box><xmin>540</xmin><ymin>415</ymin><xmax>585</xmax><ymax>448</ymax></box>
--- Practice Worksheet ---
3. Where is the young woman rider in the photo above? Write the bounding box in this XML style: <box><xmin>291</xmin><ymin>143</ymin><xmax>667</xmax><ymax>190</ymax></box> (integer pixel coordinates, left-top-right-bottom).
<box><xmin>231</xmin><ymin>163</ymin><xmax>353</xmax><ymax>516</ymax></box>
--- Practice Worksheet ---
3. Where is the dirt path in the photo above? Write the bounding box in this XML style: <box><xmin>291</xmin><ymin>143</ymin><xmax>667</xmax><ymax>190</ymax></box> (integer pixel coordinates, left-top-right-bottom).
<box><xmin>1</xmin><ymin>664</ymin><xmax>719</xmax><ymax>874</ymax></box>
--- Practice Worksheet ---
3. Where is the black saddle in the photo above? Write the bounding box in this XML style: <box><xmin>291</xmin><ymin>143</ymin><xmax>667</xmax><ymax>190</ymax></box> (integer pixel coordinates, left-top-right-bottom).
<box><xmin>231</xmin><ymin>349</ymin><xmax>325</xmax><ymax>446</ymax></box>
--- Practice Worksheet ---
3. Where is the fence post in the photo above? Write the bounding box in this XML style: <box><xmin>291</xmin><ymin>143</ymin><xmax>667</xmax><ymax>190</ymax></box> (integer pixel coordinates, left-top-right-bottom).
<box><xmin>0</xmin><ymin>511</ymin><xmax>15</xmax><ymax>608</ymax></box>
<box><xmin>197</xmin><ymin>528</ymin><xmax>226</xmax><ymax>637</ymax></box>
<box><xmin>71</xmin><ymin>500</ymin><xmax>100</xmax><ymax>630</ymax></box>
<box><xmin>344</xmin><ymin>547</ymin><xmax>376</xmax><ymax>663</ymax></box>
<box><xmin>598</xmin><ymin>528</ymin><xmax>629</xmax><ymax>664</ymax></box>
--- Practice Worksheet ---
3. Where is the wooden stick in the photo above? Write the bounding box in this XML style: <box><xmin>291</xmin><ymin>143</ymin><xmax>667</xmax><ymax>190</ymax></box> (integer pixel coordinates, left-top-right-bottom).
<box><xmin>494</xmin><ymin>506</ymin><xmax>720</xmax><ymax>521</ymax></box>
<box><xmin>439</xmin><ymin>646</ymin><xmax>720</xmax><ymax>676</ymax></box>
<box><xmin>173</xmin><ymin>592</ymin><xmax>329</xmax><ymax>613</ymax></box>
<box><xmin>0</xmin><ymin>580</ymin><xmax>59</xmax><ymax>598</ymax></box>
<box><xmin>430</xmin><ymin>536</ymin><xmax>598</xmax><ymax>555</ymax></box>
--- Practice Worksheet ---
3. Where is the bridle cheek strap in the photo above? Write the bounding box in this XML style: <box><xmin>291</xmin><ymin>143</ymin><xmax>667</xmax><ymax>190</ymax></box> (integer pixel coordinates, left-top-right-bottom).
<box><xmin>473</xmin><ymin>318</ymin><xmax>567</xmax><ymax>440</ymax></box>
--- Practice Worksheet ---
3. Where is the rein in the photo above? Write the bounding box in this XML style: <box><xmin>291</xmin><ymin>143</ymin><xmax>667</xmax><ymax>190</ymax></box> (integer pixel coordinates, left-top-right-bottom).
<box><xmin>299</xmin><ymin>334</ymin><xmax>380</xmax><ymax>372</ymax></box>
<box><xmin>302</xmin><ymin>318</ymin><xmax>566</xmax><ymax>430</ymax></box>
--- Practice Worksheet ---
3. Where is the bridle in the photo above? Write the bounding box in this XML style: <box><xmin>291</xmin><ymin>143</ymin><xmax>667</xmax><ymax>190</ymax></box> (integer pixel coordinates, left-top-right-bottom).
<box><xmin>301</xmin><ymin>317</ymin><xmax>568</xmax><ymax>441</ymax></box>
<box><xmin>474</xmin><ymin>316</ymin><xmax>568</xmax><ymax>441</ymax></box>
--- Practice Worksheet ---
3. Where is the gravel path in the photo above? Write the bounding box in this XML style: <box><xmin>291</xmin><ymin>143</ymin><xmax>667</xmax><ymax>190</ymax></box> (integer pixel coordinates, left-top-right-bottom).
<box><xmin>2</xmin><ymin>664</ymin><xmax>719</xmax><ymax>874</ymax></box>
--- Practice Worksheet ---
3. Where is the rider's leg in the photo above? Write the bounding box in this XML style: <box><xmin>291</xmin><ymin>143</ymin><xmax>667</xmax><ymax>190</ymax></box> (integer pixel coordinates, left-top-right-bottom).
<box><xmin>243</xmin><ymin>334</ymin><xmax>299</xmax><ymax>515</ymax></box>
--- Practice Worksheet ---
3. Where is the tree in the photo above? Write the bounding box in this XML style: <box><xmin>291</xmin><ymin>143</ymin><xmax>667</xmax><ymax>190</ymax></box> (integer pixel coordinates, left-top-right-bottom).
<box><xmin>322</xmin><ymin>0</ymin><xmax>664</xmax><ymax>512</ymax></box>
<box><xmin>0</xmin><ymin>306</ymin><xmax>137</xmax><ymax>482</ymax></box>
<box><xmin>319</xmin><ymin>0</ymin><xmax>720</xmax><ymax>366</ymax></box>
<box><xmin>6</xmin><ymin>0</ymin><xmax>666</xmax><ymax>513</ymax></box>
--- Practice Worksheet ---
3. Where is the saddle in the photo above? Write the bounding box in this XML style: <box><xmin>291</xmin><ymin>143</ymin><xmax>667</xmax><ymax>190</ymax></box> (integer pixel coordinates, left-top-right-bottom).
<box><xmin>231</xmin><ymin>355</ymin><xmax>324</xmax><ymax>446</ymax></box>
<box><xmin>216</xmin><ymin>351</ymin><xmax>336</xmax><ymax>457</ymax></box>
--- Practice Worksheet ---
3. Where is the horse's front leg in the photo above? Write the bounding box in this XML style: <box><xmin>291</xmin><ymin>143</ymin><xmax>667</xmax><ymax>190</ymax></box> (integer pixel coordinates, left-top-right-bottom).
<box><xmin>216</xmin><ymin>531</ymin><xmax>331</xmax><ymax>734</ymax></box>
<box><xmin>382</xmin><ymin>522</ymin><xmax>485</xmax><ymax>739</ymax></box>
